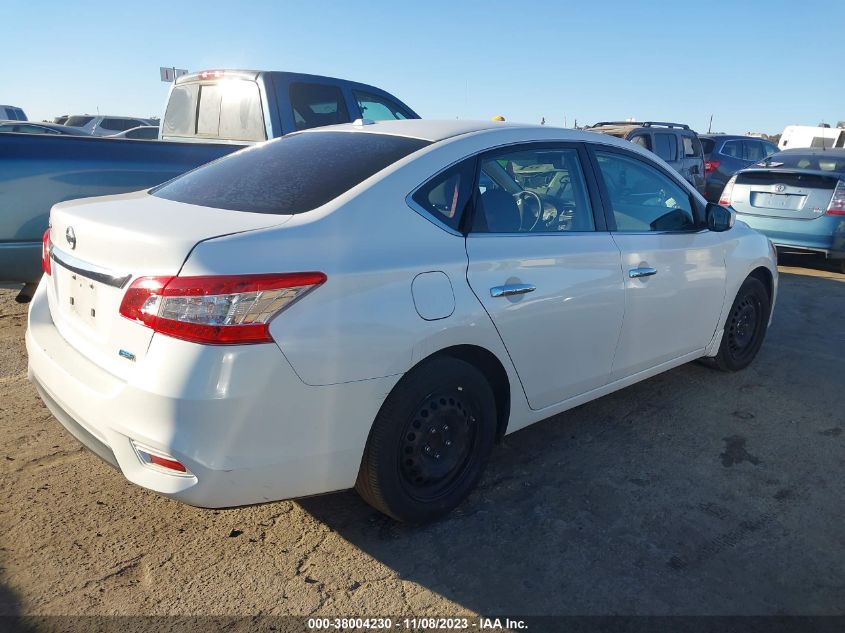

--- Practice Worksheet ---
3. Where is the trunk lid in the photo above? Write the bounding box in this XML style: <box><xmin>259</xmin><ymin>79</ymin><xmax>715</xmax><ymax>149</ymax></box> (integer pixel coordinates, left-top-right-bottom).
<box><xmin>730</xmin><ymin>169</ymin><xmax>838</xmax><ymax>220</ymax></box>
<box><xmin>46</xmin><ymin>191</ymin><xmax>291</xmax><ymax>379</ymax></box>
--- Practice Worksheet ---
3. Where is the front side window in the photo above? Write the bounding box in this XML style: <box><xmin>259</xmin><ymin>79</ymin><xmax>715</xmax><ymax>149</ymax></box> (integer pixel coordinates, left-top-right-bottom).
<box><xmin>473</xmin><ymin>146</ymin><xmax>594</xmax><ymax>233</ymax></box>
<box><xmin>153</xmin><ymin>131</ymin><xmax>429</xmax><ymax>214</ymax></box>
<box><xmin>595</xmin><ymin>151</ymin><xmax>696</xmax><ymax>232</ymax></box>
<box><xmin>653</xmin><ymin>133</ymin><xmax>678</xmax><ymax>162</ymax></box>
<box><xmin>354</xmin><ymin>91</ymin><xmax>412</xmax><ymax>121</ymax></box>
<box><xmin>290</xmin><ymin>83</ymin><xmax>351</xmax><ymax>131</ymax></box>
<box><xmin>411</xmin><ymin>161</ymin><xmax>475</xmax><ymax>231</ymax></box>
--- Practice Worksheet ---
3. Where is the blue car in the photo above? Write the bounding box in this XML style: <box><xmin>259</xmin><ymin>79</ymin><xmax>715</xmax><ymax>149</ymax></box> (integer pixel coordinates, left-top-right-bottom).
<box><xmin>721</xmin><ymin>148</ymin><xmax>845</xmax><ymax>273</ymax></box>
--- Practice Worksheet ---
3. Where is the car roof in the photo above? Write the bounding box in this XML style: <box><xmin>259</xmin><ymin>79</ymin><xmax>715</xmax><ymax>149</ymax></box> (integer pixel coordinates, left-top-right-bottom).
<box><xmin>700</xmin><ymin>134</ymin><xmax>774</xmax><ymax>141</ymax></box>
<box><xmin>300</xmin><ymin>119</ymin><xmax>656</xmax><ymax>150</ymax></box>
<box><xmin>775</xmin><ymin>147</ymin><xmax>845</xmax><ymax>156</ymax></box>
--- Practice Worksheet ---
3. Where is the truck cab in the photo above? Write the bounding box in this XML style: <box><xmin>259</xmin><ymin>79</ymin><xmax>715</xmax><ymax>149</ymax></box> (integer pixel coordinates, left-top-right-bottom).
<box><xmin>160</xmin><ymin>70</ymin><xmax>419</xmax><ymax>144</ymax></box>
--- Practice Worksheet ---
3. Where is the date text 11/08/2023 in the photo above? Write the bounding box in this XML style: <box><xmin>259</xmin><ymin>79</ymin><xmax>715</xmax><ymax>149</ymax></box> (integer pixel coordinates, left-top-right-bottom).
<box><xmin>306</xmin><ymin>617</ymin><xmax>529</xmax><ymax>630</ymax></box>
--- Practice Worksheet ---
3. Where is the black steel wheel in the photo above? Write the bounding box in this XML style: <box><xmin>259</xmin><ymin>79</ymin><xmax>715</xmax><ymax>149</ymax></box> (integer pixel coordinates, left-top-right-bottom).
<box><xmin>356</xmin><ymin>357</ymin><xmax>497</xmax><ymax>523</ymax></box>
<box><xmin>712</xmin><ymin>276</ymin><xmax>770</xmax><ymax>372</ymax></box>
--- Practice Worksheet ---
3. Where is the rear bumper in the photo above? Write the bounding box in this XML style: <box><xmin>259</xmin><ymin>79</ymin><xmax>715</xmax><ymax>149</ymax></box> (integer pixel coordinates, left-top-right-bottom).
<box><xmin>26</xmin><ymin>279</ymin><xmax>397</xmax><ymax>507</ymax></box>
<box><xmin>735</xmin><ymin>213</ymin><xmax>845</xmax><ymax>259</ymax></box>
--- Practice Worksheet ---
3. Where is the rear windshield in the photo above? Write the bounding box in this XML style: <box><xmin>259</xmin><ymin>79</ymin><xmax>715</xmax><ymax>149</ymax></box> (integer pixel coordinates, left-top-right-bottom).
<box><xmin>163</xmin><ymin>79</ymin><xmax>266</xmax><ymax>141</ymax></box>
<box><xmin>152</xmin><ymin>131</ymin><xmax>430</xmax><ymax>214</ymax></box>
<box><xmin>756</xmin><ymin>151</ymin><xmax>845</xmax><ymax>173</ymax></box>
<box><xmin>65</xmin><ymin>116</ymin><xmax>94</xmax><ymax>127</ymax></box>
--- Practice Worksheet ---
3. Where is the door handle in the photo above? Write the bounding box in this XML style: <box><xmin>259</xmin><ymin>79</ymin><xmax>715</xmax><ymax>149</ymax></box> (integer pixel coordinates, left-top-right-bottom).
<box><xmin>490</xmin><ymin>283</ymin><xmax>536</xmax><ymax>298</ymax></box>
<box><xmin>629</xmin><ymin>267</ymin><xmax>658</xmax><ymax>279</ymax></box>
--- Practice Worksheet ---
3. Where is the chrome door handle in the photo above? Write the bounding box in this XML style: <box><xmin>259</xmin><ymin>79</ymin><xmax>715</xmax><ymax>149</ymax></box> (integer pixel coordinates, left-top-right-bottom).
<box><xmin>629</xmin><ymin>267</ymin><xmax>658</xmax><ymax>279</ymax></box>
<box><xmin>490</xmin><ymin>283</ymin><xmax>536</xmax><ymax>298</ymax></box>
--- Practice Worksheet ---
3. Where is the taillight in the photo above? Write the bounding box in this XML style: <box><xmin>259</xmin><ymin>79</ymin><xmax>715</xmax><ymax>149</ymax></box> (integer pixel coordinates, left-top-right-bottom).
<box><xmin>826</xmin><ymin>179</ymin><xmax>845</xmax><ymax>215</ymax></box>
<box><xmin>118</xmin><ymin>273</ymin><xmax>326</xmax><ymax>345</ymax></box>
<box><xmin>719</xmin><ymin>175</ymin><xmax>737</xmax><ymax>206</ymax></box>
<box><xmin>41</xmin><ymin>228</ymin><xmax>52</xmax><ymax>276</ymax></box>
<box><xmin>704</xmin><ymin>160</ymin><xmax>720</xmax><ymax>174</ymax></box>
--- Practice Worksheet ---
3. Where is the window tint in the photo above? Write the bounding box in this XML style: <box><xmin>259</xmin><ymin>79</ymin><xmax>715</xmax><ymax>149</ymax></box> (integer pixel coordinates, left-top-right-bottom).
<box><xmin>411</xmin><ymin>161</ymin><xmax>475</xmax><ymax>231</ymax></box>
<box><xmin>653</xmin><ymin>133</ymin><xmax>677</xmax><ymax>162</ymax></box>
<box><xmin>762</xmin><ymin>141</ymin><xmax>778</xmax><ymax>156</ymax></box>
<box><xmin>290</xmin><ymin>83</ymin><xmax>350</xmax><ymax>131</ymax></box>
<box><xmin>810</xmin><ymin>136</ymin><xmax>835</xmax><ymax>149</ymax></box>
<box><xmin>353</xmin><ymin>91</ymin><xmax>412</xmax><ymax>121</ymax></box>
<box><xmin>153</xmin><ymin>132</ymin><xmax>429</xmax><ymax>214</ymax></box>
<box><xmin>757</xmin><ymin>151</ymin><xmax>845</xmax><ymax>172</ymax></box>
<box><xmin>169</xmin><ymin>80</ymin><xmax>265</xmax><ymax>141</ymax></box>
<box><xmin>629</xmin><ymin>134</ymin><xmax>651</xmax><ymax>150</ymax></box>
<box><xmin>721</xmin><ymin>139</ymin><xmax>741</xmax><ymax>158</ymax></box>
<box><xmin>473</xmin><ymin>147</ymin><xmax>594</xmax><ymax>233</ymax></box>
<box><xmin>682</xmin><ymin>135</ymin><xmax>701</xmax><ymax>157</ymax></box>
<box><xmin>100</xmin><ymin>118</ymin><xmax>141</xmax><ymax>132</ymax></box>
<box><xmin>742</xmin><ymin>140</ymin><xmax>766</xmax><ymax>162</ymax></box>
<box><xmin>126</xmin><ymin>127</ymin><xmax>158</xmax><ymax>139</ymax></box>
<box><xmin>163</xmin><ymin>83</ymin><xmax>199</xmax><ymax>136</ymax></box>
<box><xmin>595</xmin><ymin>151</ymin><xmax>696</xmax><ymax>232</ymax></box>
<box><xmin>65</xmin><ymin>116</ymin><xmax>94</xmax><ymax>128</ymax></box>
<box><xmin>700</xmin><ymin>138</ymin><xmax>715</xmax><ymax>154</ymax></box>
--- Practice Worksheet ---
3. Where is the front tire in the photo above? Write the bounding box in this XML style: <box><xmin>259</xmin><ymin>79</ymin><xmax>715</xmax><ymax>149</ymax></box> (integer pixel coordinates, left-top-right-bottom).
<box><xmin>355</xmin><ymin>357</ymin><xmax>497</xmax><ymax>523</ymax></box>
<box><xmin>711</xmin><ymin>276</ymin><xmax>770</xmax><ymax>372</ymax></box>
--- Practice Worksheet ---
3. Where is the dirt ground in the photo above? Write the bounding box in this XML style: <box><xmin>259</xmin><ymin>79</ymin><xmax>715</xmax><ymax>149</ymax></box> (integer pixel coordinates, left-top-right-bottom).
<box><xmin>1</xmin><ymin>254</ymin><xmax>843</xmax><ymax>620</ymax></box>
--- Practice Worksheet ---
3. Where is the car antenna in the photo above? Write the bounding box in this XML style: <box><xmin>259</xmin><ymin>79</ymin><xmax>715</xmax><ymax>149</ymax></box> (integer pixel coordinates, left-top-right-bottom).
<box><xmin>708</xmin><ymin>114</ymin><xmax>713</xmax><ymax>134</ymax></box>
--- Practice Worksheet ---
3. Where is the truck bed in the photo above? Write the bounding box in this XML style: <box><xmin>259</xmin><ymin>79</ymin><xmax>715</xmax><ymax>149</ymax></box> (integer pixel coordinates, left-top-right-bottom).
<box><xmin>0</xmin><ymin>134</ymin><xmax>242</xmax><ymax>284</ymax></box>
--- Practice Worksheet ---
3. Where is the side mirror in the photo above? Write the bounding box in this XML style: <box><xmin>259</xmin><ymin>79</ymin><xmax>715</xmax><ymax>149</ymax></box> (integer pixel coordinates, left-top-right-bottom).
<box><xmin>706</xmin><ymin>202</ymin><xmax>735</xmax><ymax>232</ymax></box>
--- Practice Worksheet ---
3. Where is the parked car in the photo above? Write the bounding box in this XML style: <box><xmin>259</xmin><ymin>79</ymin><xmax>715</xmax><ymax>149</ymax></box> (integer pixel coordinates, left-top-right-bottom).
<box><xmin>0</xmin><ymin>121</ymin><xmax>91</xmax><ymax>136</ymax></box>
<box><xmin>700</xmin><ymin>134</ymin><xmax>778</xmax><ymax>202</ymax></box>
<box><xmin>779</xmin><ymin>125</ymin><xmax>845</xmax><ymax>150</ymax></box>
<box><xmin>587</xmin><ymin>121</ymin><xmax>706</xmax><ymax>195</ymax></box>
<box><xmin>64</xmin><ymin>115</ymin><xmax>157</xmax><ymax>136</ymax></box>
<box><xmin>720</xmin><ymin>148</ymin><xmax>845</xmax><ymax>273</ymax></box>
<box><xmin>107</xmin><ymin>125</ymin><xmax>160</xmax><ymax>140</ymax></box>
<box><xmin>28</xmin><ymin>120</ymin><xmax>777</xmax><ymax>523</ymax></box>
<box><xmin>53</xmin><ymin>115</ymin><xmax>69</xmax><ymax>125</ymax></box>
<box><xmin>0</xmin><ymin>69</ymin><xmax>419</xmax><ymax>295</ymax></box>
<box><xmin>0</xmin><ymin>105</ymin><xmax>27</xmax><ymax>121</ymax></box>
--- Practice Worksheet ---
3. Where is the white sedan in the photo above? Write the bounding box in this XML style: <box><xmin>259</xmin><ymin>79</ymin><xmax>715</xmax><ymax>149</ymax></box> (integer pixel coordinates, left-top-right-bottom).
<box><xmin>26</xmin><ymin>120</ymin><xmax>777</xmax><ymax>522</ymax></box>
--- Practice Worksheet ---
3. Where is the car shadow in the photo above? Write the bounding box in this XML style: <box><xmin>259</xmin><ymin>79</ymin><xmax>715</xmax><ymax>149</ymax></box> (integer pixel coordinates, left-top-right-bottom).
<box><xmin>298</xmin><ymin>267</ymin><xmax>845</xmax><ymax>616</ymax></box>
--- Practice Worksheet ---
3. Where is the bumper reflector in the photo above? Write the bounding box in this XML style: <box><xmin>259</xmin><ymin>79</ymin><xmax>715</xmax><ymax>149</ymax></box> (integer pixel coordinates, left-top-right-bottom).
<box><xmin>132</xmin><ymin>441</ymin><xmax>191</xmax><ymax>475</ymax></box>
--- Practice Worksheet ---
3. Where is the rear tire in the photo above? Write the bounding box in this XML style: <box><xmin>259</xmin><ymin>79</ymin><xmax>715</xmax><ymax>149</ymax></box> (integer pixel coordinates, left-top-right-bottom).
<box><xmin>711</xmin><ymin>277</ymin><xmax>770</xmax><ymax>372</ymax></box>
<box><xmin>355</xmin><ymin>357</ymin><xmax>497</xmax><ymax>523</ymax></box>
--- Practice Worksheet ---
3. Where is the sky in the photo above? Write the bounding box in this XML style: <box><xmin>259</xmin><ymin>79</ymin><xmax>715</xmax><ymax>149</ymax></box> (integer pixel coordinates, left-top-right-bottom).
<box><xmin>2</xmin><ymin>0</ymin><xmax>843</xmax><ymax>135</ymax></box>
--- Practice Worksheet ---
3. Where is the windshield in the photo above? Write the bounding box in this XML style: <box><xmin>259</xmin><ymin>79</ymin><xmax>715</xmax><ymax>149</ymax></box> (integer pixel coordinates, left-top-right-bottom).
<box><xmin>152</xmin><ymin>131</ymin><xmax>430</xmax><ymax>214</ymax></box>
<box><xmin>757</xmin><ymin>150</ymin><xmax>845</xmax><ymax>173</ymax></box>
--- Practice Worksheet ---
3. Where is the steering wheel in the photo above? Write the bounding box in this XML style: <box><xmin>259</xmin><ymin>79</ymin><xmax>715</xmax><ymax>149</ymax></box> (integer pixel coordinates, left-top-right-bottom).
<box><xmin>514</xmin><ymin>191</ymin><xmax>542</xmax><ymax>231</ymax></box>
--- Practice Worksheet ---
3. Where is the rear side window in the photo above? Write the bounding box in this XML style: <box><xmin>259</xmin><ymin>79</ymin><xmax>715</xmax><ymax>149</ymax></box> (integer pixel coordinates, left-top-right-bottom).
<box><xmin>65</xmin><ymin>116</ymin><xmax>94</xmax><ymax>127</ymax></box>
<box><xmin>354</xmin><ymin>91</ymin><xmax>412</xmax><ymax>121</ymax></box>
<box><xmin>411</xmin><ymin>161</ymin><xmax>475</xmax><ymax>231</ymax></box>
<box><xmin>100</xmin><ymin>118</ymin><xmax>142</xmax><ymax>132</ymax></box>
<box><xmin>152</xmin><ymin>131</ymin><xmax>429</xmax><ymax>214</ymax></box>
<box><xmin>722</xmin><ymin>139</ymin><xmax>741</xmax><ymax>158</ymax></box>
<box><xmin>682</xmin><ymin>135</ymin><xmax>701</xmax><ymax>157</ymax></box>
<box><xmin>811</xmin><ymin>136</ymin><xmax>835</xmax><ymax>149</ymax></box>
<box><xmin>290</xmin><ymin>83</ymin><xmax>350</xmax><ymax>131</ymax></box>
<box><xmin>653</xmin><ymin>133</ymin><xmax>678</xmax><ymax>162</ymax></box>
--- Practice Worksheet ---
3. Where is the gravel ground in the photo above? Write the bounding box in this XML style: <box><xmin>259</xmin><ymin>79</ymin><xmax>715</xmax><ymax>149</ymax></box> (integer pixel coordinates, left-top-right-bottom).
<box><xmin>1</xmin><ymin>255</ymin><xmax>843</xmax><ymax>620</ymax></box>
